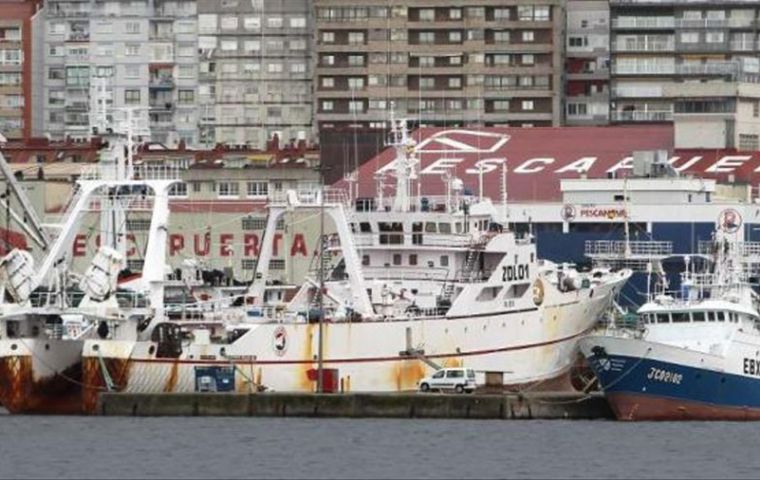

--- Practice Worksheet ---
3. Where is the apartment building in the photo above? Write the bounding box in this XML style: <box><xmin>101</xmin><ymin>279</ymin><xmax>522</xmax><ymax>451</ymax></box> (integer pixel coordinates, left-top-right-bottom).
<box><xmin>42</xmin><ymin>0</ymin><xmax>199</xmax><ymax>145</ymax></box>
<box><xmin>314</xmin><ymin>0</ymin><xmax>565</xmax><ymax>130</ymax></box>
<box><xmin>196</xmin><ymin>0</ymin><xmax>313</xmax><ymax>150</ymax></box>
<box><xmin>610</xmin><ymin>0</ymin><xmax>760</xmax><ymax>124</ymax></box>
<box><xmin>0</xmin><ymin>0</ymin><xmax>42</xmax><ymax>141</ymax></box>
<box><xmin>565</xmin><ymin>0</ymin><xmax>610</xmax><ymax>125</ymax></box>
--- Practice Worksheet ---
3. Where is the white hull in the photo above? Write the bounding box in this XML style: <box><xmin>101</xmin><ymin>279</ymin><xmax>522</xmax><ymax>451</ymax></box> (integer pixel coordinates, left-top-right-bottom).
<box><xmin>82</xmin><ymin>275</ymin><xmax>626</xmax><ymax>408</ymax></box>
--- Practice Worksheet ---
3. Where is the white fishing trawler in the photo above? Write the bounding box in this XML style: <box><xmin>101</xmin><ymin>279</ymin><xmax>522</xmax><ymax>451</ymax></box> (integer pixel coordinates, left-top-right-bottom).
<box><xmin>581</xmin><ymin>226</ymin><xmax>760</xmax><ymax>421</ymax></box>
<box><xmin>79</xmin><ymin>115</ymin><xmax>631</xmax><ymax>411</ymax></box>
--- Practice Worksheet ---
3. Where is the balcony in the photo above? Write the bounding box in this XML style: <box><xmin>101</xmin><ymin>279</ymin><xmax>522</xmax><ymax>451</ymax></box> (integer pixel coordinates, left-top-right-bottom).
<box><xmin>613</xmin><ymin>40</ymin><xmax>674</xmax><ymax>52</ymax></box>
<box><xmin>730</xmin><ymin>41</ymin><xmax>758</xmax><ymax>52</ymax></box>
<box><xmin>67</xmin><ymin>32</ymin><xmax>90</xmax><ymax>42</ymax></box>
<box><xmin>613</xmin><ymin>62</ymin><xmax>739</xmax><ymax>76</ymax></box>
<box><xmin>612</xmin><ymin>86</ymin><xmax>663</xmax><ymax>98</ymax></box>
<box><xmin>611</xmin><ymin>110</ymin><xmax>673</xmax><ymax>122</ymax></box>
<box><xmin>149</xmin><ymin>75</ymin><xmax>175</xmax><ymax>89</ymax></box>
<box><xmin>149</xmin><ymin>100</ymin><xmax>174</xmax><ymax>111</ymax></box>
<box><xmin>612</xmin><ymin>17</ymin><xmax>675</xmax><ymax>30</ymax></box>
<box><xmin>613</xmin><ymin>63</ymin><xmax>675</xmax><ymax>75</ymax></box>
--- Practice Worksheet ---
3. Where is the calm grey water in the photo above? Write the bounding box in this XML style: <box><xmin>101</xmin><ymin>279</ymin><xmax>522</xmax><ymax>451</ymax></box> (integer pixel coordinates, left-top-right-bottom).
<box><xmin>0</xmin><ymin>411</ymin><xmax>756</xmax><ymax>479</ymax></box>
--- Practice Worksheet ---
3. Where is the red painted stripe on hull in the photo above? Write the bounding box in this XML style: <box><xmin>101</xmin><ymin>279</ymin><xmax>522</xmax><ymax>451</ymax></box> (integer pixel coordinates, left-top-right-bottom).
<box><xmin>607</xmin><ymin>392</ymin><xmax>760</xmax><ymax>421</ymax></box>
<box><xmin>125</xmin><ymin>326</ymin><xmax>594</xmax><ymax>366</ymax></box>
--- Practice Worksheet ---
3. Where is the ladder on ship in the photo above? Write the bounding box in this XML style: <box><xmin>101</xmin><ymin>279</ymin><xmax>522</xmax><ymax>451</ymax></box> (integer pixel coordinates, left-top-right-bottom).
<box><xmin>440</xmin><ymin>239</ymin><xmax>485</xmax><ymax>303</ymax></box>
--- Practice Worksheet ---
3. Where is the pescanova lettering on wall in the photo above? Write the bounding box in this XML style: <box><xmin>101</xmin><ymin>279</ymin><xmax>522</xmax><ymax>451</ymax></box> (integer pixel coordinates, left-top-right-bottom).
<box><xmin>578</xmin><ymin>208</ymin><xmax>627</xmax><ymax>220</ymax></box>
<box><xmin>71</xmin><ymin>232</ymin><xmax>311</xmax><ymax>258</ymax></box>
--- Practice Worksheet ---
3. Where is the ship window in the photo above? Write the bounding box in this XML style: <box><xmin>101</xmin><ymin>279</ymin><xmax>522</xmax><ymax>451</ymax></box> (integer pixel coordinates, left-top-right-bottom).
<box><xmin>477</xmin><ymin>286</ymin><xmax>502</xmax><ymax>301</ymax></box>
<box><xmin>425</xmin><ymin>222</ymin><xmax>437</xmax><ymax>233</ymax></box>
<box><xmin>359</xmin><ymin>222</ymin><xmax>372</xmax><ymax>233</ymax></box>
<box><xmin>693</xmin><ymin>312</ymin><xmax>705</xmax><ymax>322</ymax></box>
<box><xmin>393</xmin><ymin>254</ymin><xmax>402</xmax><ymax>266</ymax></box>
<box><xmin>409</xmin><ymin>254</ymin><xmax>418</xmax><ymax>266</ymax></box>
<box><xmin>672</xmin><ymin>312</ymin><xmax>689</xmax><ymax>323</ymax></box>
<box><xmin>656</xmin><ymin>314</ymin><xmax>670</xmax><ymax>323</ymax></box>
<box><xmin>505</xmin><ymin>283</ymin><xmax>530</xmax><ymax>299</ymax></box>
<box><xmin>707</xmin><ymin>311</ymin><xmax>715</xmax><ymax>322</ymax></box>
<box><xmin>362</xmin><ymin>255</ymin><xmax>370</xmax><ymax>266</ymax></box>
<box><xmin>440</xmin><ymin>256</ymin><xmax>449</xmax><ymax>267</ymax></box>
<box><xmin>379</xmin><ymin>222</ymin><xmax>403</xmax><ymax>232</ymax></box>
<box><xmin>439</xmin><ymin>223</ymin><xmax>452</xmax><ymax>234</ymax></box>
<box><xmin>718</xmin><ymin>312</ymin><xmax>726</xmax><ymax>322</ymax></box>
<box><xmin>455</xmin><ymin>222</ymin><xmax>463</xmax><ymax>233</ymax></box>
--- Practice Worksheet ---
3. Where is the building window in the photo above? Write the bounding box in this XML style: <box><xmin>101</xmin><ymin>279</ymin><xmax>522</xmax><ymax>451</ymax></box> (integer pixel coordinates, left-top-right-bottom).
<box><xmin>522</xmin><ymin>100</ymin><xmax>534</xmax><ymax>111</ymax></box>
<box><xmin>242</xmin><ymin>259</ymin><xmax>257</xmax><ymax>270</ymax></box>
<box><xmin>124</xmin><ymin>89</ymin><xmax>140</xmax><ymax>105</ymax></box>
<box><xmin>419</xmin><ymin>32</ymin><xmax>434</xmax><ymax>44</ymax></box>
<box><xmin>419</xmin><ymin>9</ymin><xmax>434</xmax><ymax>21</ymax></box>
<box><xmin>242</xmin><ymin>217</ymin><xmax>268</xmax><ymax>230</ymax></box>
<box><xmin>348</xmin><ymin>32</ymin><xmax>365</xmax><ymax>45</ymax></box>
<box><xmin>269</xmin><ymin>259</ymin><xmax>285</xmax><ymax>270</ymax></box>
<box><xmin>217</xmin><ymin>182</ymin><xmax>240</xmax><ymax>198</ymax></box>
<box><xmin>125</xmin><ymin>22</ymin><xmax>141</xmax><ymax>34</ymax></box>
<box><xmin>448</xmin><ymin>31</ymin><xmax>462</xmax><ymax>43</ymax></box>
<box><xmin>522</xmin><ymin>31</ymin><xmax>535</xmax><ymax>42</ymax></box>
<box><xmin>739</xmin><ymin>134</ymin><xmax>759</xmax><ymax>151</ymax></box>
<box><xmin>126</xmin><ymin>219</ymin><xmax>152</xmax><ymax>231</ymax></box>
<box><xmin>322</xmin><ymin>31</ymin><xmax>335</xmax><ymax>43</ymax></box>
<box><xmin>247</xmin><ymin>181</ymin><xmax>269</xmax><ymax>198</ymax></box>
<box><xmin>321</xmin><ymin>100</ymin><xmax>334</xmax><ymax>112</ymax></box>
<box><xmin>349</xmin><ymin>101</ymin><xmax>364</xmax><ymax>113</ymax></box>
<box><xmin>178</xmin><ymin>90</ymin><xmax>195</xmax><ymax>104</ymax></box>
<box><xmin>169</xmin><ymin>183</ymin><xmax>188</xmax><ymax>197</ymax></box>
<box><xmin>522</xmin><ymin>54</ymin><xmax>535</xmax><ymax>65</ymax></box>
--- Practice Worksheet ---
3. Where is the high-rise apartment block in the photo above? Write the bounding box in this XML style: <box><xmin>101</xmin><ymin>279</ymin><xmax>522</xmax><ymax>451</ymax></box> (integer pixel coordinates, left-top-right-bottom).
<box><xmin>196</xmin><ymin>0</ymin><xmax>313</xmax><ymax>149</ymax></box>
<box><xmin>565</xmin><ymin>0</ymin><xmax>610</xmax><ymax>125</ymax></box>
<box><xmin>610</xmin><ymin>0</ymin><xmax>760</xmax><ymax>124</ymax></box>
<box><xmin>314</xmin><ymin>1</ymin><xmax>565</xmax><ymax>130</ymax></box>
<box><xmin>0</xmin><ymin>0</ymin><xmax>41</xmax><ymax>141</ymax></box>
<box><xmin>42</xmin><ymin>0</ymin><xmax>199</xmax><ymax>145</ymax></box>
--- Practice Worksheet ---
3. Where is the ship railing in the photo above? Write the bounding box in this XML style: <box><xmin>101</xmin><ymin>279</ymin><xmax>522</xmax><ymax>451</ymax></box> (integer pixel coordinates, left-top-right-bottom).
<box><xmin>697</xmin><ymin>240</ymin><xmax>760</xmax><ymax>259</ymax></box>
<box><xmin>366</xmin><ymin>195</ymin><xmax>478</xmax><ymax>214</ymax></box>
<box><xmin>349</xmin><ymin>233</ymin><xmax>475</xmax><ymax>248</ymax></box>
<box><xmin>363</xmin><ymin>266</ymin><xmax>450</xmax><ymax>281</ymax></box>
<box><xmin>268</xmin><ymin>187</ymin><xmax>351</xmax><ymax>208</ymax></box>
<box><xmin>585</xmin><ymin>240</ymin><xmax>674</xmax><ymax>258</ymax></box>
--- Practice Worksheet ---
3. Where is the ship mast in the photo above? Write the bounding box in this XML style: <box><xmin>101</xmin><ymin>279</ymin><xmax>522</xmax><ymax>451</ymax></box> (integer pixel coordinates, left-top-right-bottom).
<box><xmin>387</xmin><ymin>106</ymin><xmax>418</xmax><ymax>213</ymax></box>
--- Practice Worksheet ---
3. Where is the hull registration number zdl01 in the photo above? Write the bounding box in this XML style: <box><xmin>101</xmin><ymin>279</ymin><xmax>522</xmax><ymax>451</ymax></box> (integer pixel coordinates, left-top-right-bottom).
<box><xmin>647</xmin><ymin>367</ymin><xmax>683</xmax><ymax>385</ymax></box>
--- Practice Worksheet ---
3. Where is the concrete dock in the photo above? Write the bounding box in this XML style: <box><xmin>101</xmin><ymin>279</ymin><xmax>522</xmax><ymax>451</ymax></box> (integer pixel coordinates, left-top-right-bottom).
<box><xmin>96</xmin><ymin>392</ymin><xmax>613</xmax><ymax>419</ymax></box>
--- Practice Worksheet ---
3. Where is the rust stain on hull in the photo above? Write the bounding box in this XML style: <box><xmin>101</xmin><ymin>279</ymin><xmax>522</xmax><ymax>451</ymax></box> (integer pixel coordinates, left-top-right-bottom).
<box><xmin>163</xmin><ymin>362</ymin><xmax>179</xmax><ymax>393</ymax></box>
<box><xmin>394</xmin><ymin>360</ymin><xmax>427</xmax><ymax>391</ymax></box>
<box><xmin>81</xmin><ymin>357</ymin><xmax>132</xmax><ymax>415</ymax></box>
<box><xmin>0</xmin><ymin>355</ymin><xmax>83</xmax><ymax>414</ymax></box>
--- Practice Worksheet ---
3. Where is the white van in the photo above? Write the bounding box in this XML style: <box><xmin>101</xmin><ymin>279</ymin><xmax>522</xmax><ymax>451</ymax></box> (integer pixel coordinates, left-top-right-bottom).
<box><xmin>418</xmin><ymin>368</ymin><xmax>477</xmax><ymax>393</ymax></box>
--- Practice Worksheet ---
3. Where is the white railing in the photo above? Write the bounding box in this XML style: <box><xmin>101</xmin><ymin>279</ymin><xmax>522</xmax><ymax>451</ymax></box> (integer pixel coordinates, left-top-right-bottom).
<box><xmin>350</xmin><ymin>233</ymin><xmax>474</xmax><ymax>248</ymax></box>
<box><xmin>268</xmin><ymin>187</ymin><xmax>351</xmax><ymax>208</ymax></box>
<box><xmin>698</xmin><ymin>241</ymin><xmax>760</xmax><ymax>258</ymax></box>
<box><xmin>80</xmin><ymin>164</ymin><xmax>182</xmax><ymax>182</ymax></box>
<box><xmin>586</xmin><ymin>240</ymin><xmax>674</xmax><ymax>258</ymax></box>
<box><xmin>613</xmin><ymin>41</ymin><xmax>674</xmax><ymax>52</ymax></box>
<box><xmin>613</xmin><ymin>86</ymin><xmax>663</xmax><ymax>97</ymax></box>
<box><xmin>612</xmin><ymin>17</ymin><xmax>675</xmax><ymax>29</ymax></box>
<box><xmin>611</xmin><ymin>110</ymin><xmax>674</xmax><ymax>122</ymax></box>
<box><xmin>613</xmin><ymin>63</ymin><xmax>675</xmax><ymax>75</ymax></box>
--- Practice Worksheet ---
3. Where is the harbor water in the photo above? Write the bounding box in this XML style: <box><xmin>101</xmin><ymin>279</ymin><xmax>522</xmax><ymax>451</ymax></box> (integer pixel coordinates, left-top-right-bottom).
<box><xmin>0</xmin><ymin>410</ymin><xmax>757</xmax><ymax>479</ymax></box>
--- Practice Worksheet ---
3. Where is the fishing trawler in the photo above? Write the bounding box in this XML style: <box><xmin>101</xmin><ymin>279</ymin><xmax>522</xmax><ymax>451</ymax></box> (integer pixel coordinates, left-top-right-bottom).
<box><xmin>80</xmin><ymin>116</ymin><xmax>631</xmax><ymax>411</ymax></box>
<box><xmin>581</xmin><ymin>226</ymin><xmax>760</xmax><ymax>421</ymax></box>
